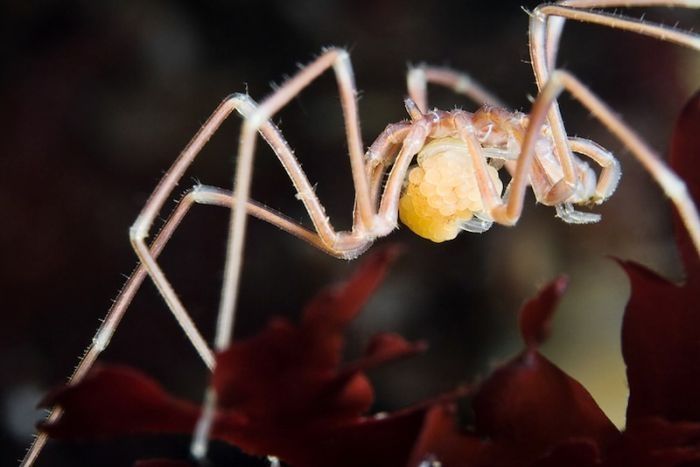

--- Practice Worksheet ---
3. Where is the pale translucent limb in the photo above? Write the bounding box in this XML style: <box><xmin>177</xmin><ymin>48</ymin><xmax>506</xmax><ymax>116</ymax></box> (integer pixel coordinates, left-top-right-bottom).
<box><xmin>406</xmin><ymin>65</ymin><xmax>505</xmax><ymax>113</ymax></box>
<box><xmin>127</xmin><ymin>95</ymin><xmax>259</xmax><ymax>370</ymax></box>
<box><xmin>488</xmin><ymin>69</ymin><xmax>700</xmax><ymax>256</ymax></box>
<box><xmin>189</xmin><ymin>185</ymin><xmax>342</xmax><ymax>255</ymax></box>
<box><xmin>529</xmin><ymin>1</ymin><xmax>700</xmax><ymax>207</ymax></box>
<box><xmin>527</xmin><ymin>4</ymin><xmax>700</xmax><ymax>251</ymax></box>
<box><xmin>19</xmin><ymin>186</ymin><xmax>211</xmax><ymax>467</ymax></box>
<box><xmin>376</xmin><ymin>118</ymin><xmax>432</xmax><ymax>224</ymax></box>
<box><xmin>193</xmin><ymin>47</ymin><xmax>380</xmax><ymax>460</ymax></box>
<box><xmin>215</xmin><ymin>47</ymin><xmax>373</xmax><ymax>353</ymax></box>
<box><xmin>548</xmin><ymin>136</ymin><xmax>622</xmax><ymax>225</ymax></box>
<box><xmin>127</xmin><ymin>52</ymin><xmax>371</xmax><ymax>384</ymax></box>
<box><xmin>544</xmin><ymin>1</ymin><xmax>700</xmax><ymax>70</ymax></box>
<box><xmin>28</xmin><ymin>48</ymin><xmax>390</xmax><ymax>464</ymax></box>
<box><xmin>560</xmin><ymin>72</ymin><xmax>700</xmax><ymax>251</ymax></box>
<box><xmin>217</xmin><ymin>94</ymin><xmax>373</xmax><ymax>259</ymax></box>
<box><xmin>20</xmin><ymin>182</ymin><xmax>354</xmax><ymax>467</ymax></box>
<box><xmin>567</xmin><ymin>137</ymin><xmax>621</xmax><ymax>202</ymax></box>
<box><xmin>18</xmin><ymin>191</ymin><xmax>211</xmax><ymax>465</ymax></box>
<box><xmin>453</xmin><ymin>111</ymin><xmax>507</xmax><ymax>213</ymax></box>
<box><xmin>129</xmin><ymin>91</ymin><xmax>356</xmax><ymax>369</ymax></box>
<box><xmin>556</xmin><ymin>202</ymin><xmax>602</xmax><ymax>223</ymax></box>
<box><xmin>366</xmin><ymin>122</ymin><xmax>412</xmax><ymax>206</ymax></box>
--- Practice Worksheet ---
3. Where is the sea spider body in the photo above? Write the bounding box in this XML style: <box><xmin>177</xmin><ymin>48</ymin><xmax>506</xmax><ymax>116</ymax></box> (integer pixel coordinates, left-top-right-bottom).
<box><xmin>395</xmin><ymin>104</ymin><xmax>606</xmax><ymax>242</ymax></box>
<box><xmin>22</xmin><ymin>1</ymin><xmax>700</xmax><ymax>466</ymax></box>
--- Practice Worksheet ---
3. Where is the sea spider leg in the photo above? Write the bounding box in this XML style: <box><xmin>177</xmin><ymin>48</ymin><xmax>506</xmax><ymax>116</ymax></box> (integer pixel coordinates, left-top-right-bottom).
<box><xmin>406</xmin><ymin>65</ymin><xmax>505</xmax><ymax>112</ymax></box>
<box><xmin>543</xmin><ymin>0</ymin><xmax>700</xmax><ymax>70</ymax></box>
<box><xmin>21</xmin><ymin>193</ymin><xmax>201</xmax><ymax>466</ymax></box>
<box><xmin>26</xmin><ymin>166</ymin><xmax>393</xmax><ymax>467</ymax></box>
<box><xmin>21</xmin><ymin>183</ymin><xmax>313</xmax><ymax>466</ymax></box>
<box><xmin>192</xmin><ymin>47</ymin><xmax>398</xmax><ymax>459</ymax></box>
<box><xmin>526</xmin><ymin>1</ymin><xmax>700</xmax><ymax>209</ymax></box>
<box><xmin>528</xmin><ymin>3</ymin><xmax>700</xmax><ymax>251</ymax></box>
<box><xmin>126</xmin><ymin>95</ymin><xmax>262</xmax><ymax>371</ymax></box>
<box><xmin>483</xmin><ymin>68</ymin><xmax>700</xmax><ymax>256</ymax></box>
<box><xmin>539</xmin><ymin>0</ymin><xmax>700</xmax><ymax>179</ymax></box>
<box><xmin>567</xmin><ymin>137</ymin><xmax>621</xmax><ymax>203</ymax></box>
<box><xmin>128</xmin><ymin>90</ymin><xmax>353</xmax><ymax>369</ymax></box>
<box><xmin>540</xmin><ymin>0</ymin><xmax>699</xmax><ymax>70</ymax></box>
<box><xmin>376</xmin><ymin>118</ymin><xmax>432</xmax><ymax>223</ymax></box>
<box><xmin>532</xmin><ymin>1</ymin><xmax>699</xmax><ymax>192</ymax></box>
<box><xmin>366</xmin><ymin>122</ymin><xmax>413</xmax><ymax>206</ymax></box>
<box><xmin>215</xmin><ymin>47</ymin><xmax>374</xmax><ymax>353</ymax></box>
<box><xmin>126</xmin><ymin>48</ymin><xmax>371</xmax><ymax>374</ymax></box>
<box><xmin>188</xmin><ymin>185</ymin><xmax>342</xmax><ymax>254</ymax></box>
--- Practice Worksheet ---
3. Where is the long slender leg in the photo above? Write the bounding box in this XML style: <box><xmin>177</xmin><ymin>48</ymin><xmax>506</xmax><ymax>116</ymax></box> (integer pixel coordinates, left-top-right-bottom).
<box><xmin>216</xmin><ymin>47</ymin><xmax>372</xmax><ymax>352</ymax></box>
<box><xmin>126</xmin><ymin>48</ymin><xmax>371</xmax><ymax>387</ymax></box>
<box><xmin>525</xmin><ymin>2</ymin><xmax>700</xmax><ymax>248</ymax></box>
<box><xmin>129</xmin><ymin>90</ymin><xmax>361</xmax><ymax>369</ymax></box>
<box><xmin>527</xmin><ymin>1</ymin><xmax>700</xmax><ymax>207</ymax></box>
<box><xmin>544</xmin><ymin>1</ymin><xmax>700</xmax><ymax>65</ymax></box>
<box><xmin>567</xmin><ymin>137</ymin><xmax>621</xmax><ymax>203</ymax></box>
<box><xmin>549</xmin><ymin>137</ymin><xmax>622</xmax><ymax>225</ymax></box>
<box><xmin>127</xmin><ymin>94</ymin><xmax>257</xmax><ymax>370</ymax></box>
<box><xmin>490</xmin><ymin>69</ymin><xmax>700</xmax><ymax>254</ymax></box>
<box><xmin>366</xmin><ymin>122</ymin><xmax>412</xmax><ymax>207</ymax></box>
<box><xmin>454</xmin><ymin>112</ymin><xmax>507</xmax><ymax>213</ymax></box>
<box><xmin>189</xmin><ymin>185</ymin><xmax>353</xmax><ymax>257</ymax></box>
<box><xmin>29</xmin><ymin>75</ymin><xmax>376</xmax><ymax>463</ymax></box>
<box><xmin>376</xmin><ymin>120</ymin><xmax>431</xmax><ymax>225</ymax></box>
<box><xmin>193</xmin><ymin>47</ymin><xmax>377</xmax><ymax>459</ymax></box>
<box><xmin>20</xmin><ymin>193</ymin><xmax>212</xmax><ymax>467</ymax></box>
<box><xmin>130</xmin><ymin>55</ymin><xmax>373</xmax><ymax>379</ymax></box>
<box><xmin>32</xmin><ymin>48</ymin><xmax>375</xmax><ymax>463</ymax></box>
<box><xmin>406</xmin><ymin>65</ymin><xmax>505</xmax><ymax>113</ymax></box>
<box><xmin>17</xmin><ymin>191</ymin><xmax>213</xmax><ymax>465</ymax></box>
<box><xmin>230</xmin><ymin>96</ymin><xmax>370</xmax><ymax>256</ymax></box>
<box><xmin>543</xmin><ymin>1</ymin><xmax>700</xmax><ymax>71</ymax></box>
<box><xmin>20</xmin><ymin>183</ymin><xmax>350</xmax><ymax>467</ymax></box>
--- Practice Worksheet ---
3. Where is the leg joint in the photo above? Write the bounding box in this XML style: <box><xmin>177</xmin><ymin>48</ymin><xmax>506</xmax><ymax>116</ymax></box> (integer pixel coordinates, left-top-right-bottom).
<box><xmin>129</xmin><ymin>221</ymin><xmax>148</xmax><ymax>243</ymax></box>
<box><xmin>663</xmin><ymin>173</ymin><xmax>689</xmax><ymax>203</ymax></box>
<box><xmin>244</xmin><ymin>109</ymin><xmax>267</xmax><ymax>132</ymax></box>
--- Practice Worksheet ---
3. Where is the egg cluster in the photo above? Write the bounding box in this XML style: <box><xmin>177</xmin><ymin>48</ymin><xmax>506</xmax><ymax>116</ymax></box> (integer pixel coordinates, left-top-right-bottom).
<box><xmin>399</xmin><ymin>138</ymin><xmax>503</xmax><ymax>242</ymax></box>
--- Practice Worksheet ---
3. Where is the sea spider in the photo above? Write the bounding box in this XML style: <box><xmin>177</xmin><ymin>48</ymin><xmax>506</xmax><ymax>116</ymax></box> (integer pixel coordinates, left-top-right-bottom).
<box><xmin>22</xmin><ymin>0</ymin><xmax>700</xmax><ymax>465</ymax></box>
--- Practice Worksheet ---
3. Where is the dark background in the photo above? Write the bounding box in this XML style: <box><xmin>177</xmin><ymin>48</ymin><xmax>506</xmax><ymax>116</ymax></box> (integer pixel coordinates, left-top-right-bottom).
<box><xmin>2</xmin><ymin>1</ymin><xmax>698</xmax><ymax>465</ymax></box>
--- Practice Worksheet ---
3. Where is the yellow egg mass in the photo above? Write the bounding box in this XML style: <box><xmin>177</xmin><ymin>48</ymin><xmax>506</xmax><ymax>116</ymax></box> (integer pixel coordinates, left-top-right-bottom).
<box><xmin>399</xmin><ymin>138</ymin><xmax>503</xmax><ymax>242</ymax></box>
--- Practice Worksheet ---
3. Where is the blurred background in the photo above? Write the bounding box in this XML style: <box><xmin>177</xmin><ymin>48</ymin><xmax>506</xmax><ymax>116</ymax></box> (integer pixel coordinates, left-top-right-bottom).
<box><xmin>2</xmin><ymin>0</ymin><xmax>698</xmax><ymax>465</ymax></box>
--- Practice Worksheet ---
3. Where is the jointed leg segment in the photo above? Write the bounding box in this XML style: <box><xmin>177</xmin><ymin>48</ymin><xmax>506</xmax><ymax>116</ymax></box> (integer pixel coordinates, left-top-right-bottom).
<box><xmin>407</xmin><ymin>65</ymin><xmax>505</xmax><ymax>112</ymax></box>
<box><xmin>195</xmin><ymin>47</ymin><xmax>391</xmax><ymax>459</ymax></box>
<box><xmin>216</xmin><ymin>48</ymin><xmax>375</xmax><ymax>355</ymax></box>
<box><xmin>566</xmin><ymin>137</ymin><xmax>620</xmax><ymax>203</ymax></box>
<box><xmin>20</xmin><ymin>177</ymin><xmax>367</xmax><ymax>467</ymax></box>
<box><xmin>525</xmin><ymin>1</ymin><xmax>700</xmax><ymax>216</ymax></box>
<box><xmin>526</xmin><ymin>0</ymin><xmax>700</xmax><ymax>250</ymax></box>
<box><xmin>27</xmin><ymin>48</ymin><xmax>389</xmax><ymax>466</ymax></box>
<box><xmin>366</xmin><ymin>122</ymin><xmax>413</xmax><ymax>207</ymax></box>
<box><xmin>490</xmin><ymin>68</ymin><xmax>700</xmax><ymax>251</ymax></box>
